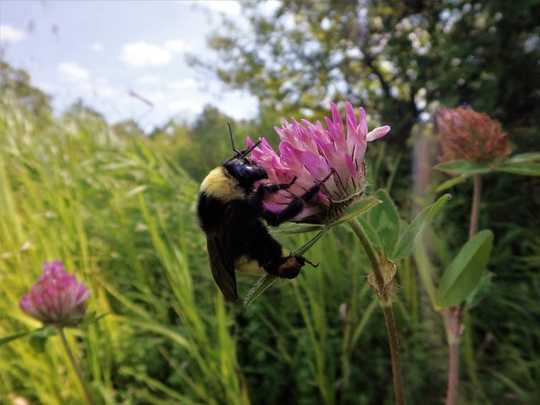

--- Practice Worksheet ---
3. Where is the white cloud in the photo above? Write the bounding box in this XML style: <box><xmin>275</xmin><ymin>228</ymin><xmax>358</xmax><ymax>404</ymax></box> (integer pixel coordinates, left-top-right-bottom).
<box><xmin>171</xmin><ymin>79</ymin><xmax>198</xmax><ymax>91</ymax></box>
<box><xmin>58</xmin><ymin>62</ymin><xmax>90</xmax><ymax>82</ymax></box>
<box><xmin>145</xmin><ymin>90</ymin><xmax>167</xmax><ymax>103</ymax></box>
<box><xmin>168</xmin><ymin>99</ymin><xmax>199</xmax><ymax>112</ymax></box>
<box><xmin>198</xmin><ymin>0</ymin><xmax>242</xmax><ymax>16</ymax></box>
<box><xmin>94</xmin><ymin>78</ymin><xmax>120</xmax><ymax>98</ymax></box>
<box><xmin>136</xmin><ymin>74</ymin><xmax>161</xmax><ymax>86</ymax></box>
<box><xmin>164</xmin><ymin>39</ymin><xmax>191</xmax><ymax>53</ymax></box>
<box><xmin>90</xmin><ymin>42</ymin><xmax>104</xmax><ymax>52</ymax></box>
<box><xmin>0</xmin><ymin>24</ymin><xmax>26</xmax><ymax>43</ymax></box>
<box><xmin>120</xmin><ymin>42</ymin><xmax>172</xmax><ymax>67</ymax></box>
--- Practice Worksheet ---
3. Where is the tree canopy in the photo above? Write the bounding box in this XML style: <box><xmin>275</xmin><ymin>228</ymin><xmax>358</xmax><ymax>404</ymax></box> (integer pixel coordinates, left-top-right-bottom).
<box><xmin>193</xmin><ymin>0</ymin><xmax>540</xmax><ymax>145</ymax></box>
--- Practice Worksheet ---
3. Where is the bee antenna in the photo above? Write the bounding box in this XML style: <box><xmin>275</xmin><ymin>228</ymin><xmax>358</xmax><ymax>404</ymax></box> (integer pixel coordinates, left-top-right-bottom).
<box><xmin>239</xmin><ymin>138</ymin><xmax>262</xmax><ymax>159</ymax></box>
<box><xmin>227</xmin><ymin>122</ymin><xmax>240</xmax><ymax>156</ymax></box>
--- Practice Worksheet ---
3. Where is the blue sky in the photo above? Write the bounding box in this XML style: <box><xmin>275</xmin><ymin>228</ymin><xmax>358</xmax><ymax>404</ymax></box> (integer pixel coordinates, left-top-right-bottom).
<box><xmin>0</xmin><ymin>1</ymin><xmax>268</xmax><ymax>130</ymax></box>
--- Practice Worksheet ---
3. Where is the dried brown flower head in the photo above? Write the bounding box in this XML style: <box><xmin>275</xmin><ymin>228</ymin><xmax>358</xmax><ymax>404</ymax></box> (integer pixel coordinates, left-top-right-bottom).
<box><xmin>435</xmin><ymin>107</ymin><xmax>511</xmax><ymax>163</ymax></box>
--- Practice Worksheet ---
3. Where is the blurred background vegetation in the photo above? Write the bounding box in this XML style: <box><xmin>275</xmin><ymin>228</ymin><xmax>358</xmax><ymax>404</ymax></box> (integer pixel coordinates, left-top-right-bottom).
<box><xmin>1</xmin><ymin>1</ymin><xmax>539</xmax><ymax>404</ymax></box>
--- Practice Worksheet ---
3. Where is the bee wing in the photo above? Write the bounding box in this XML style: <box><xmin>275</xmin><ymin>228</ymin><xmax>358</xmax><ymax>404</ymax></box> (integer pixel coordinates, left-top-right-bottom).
<box><xmin>207</xmin><ymin>235</ymin><xmax>238</xmax><ymax>302</ymax></box>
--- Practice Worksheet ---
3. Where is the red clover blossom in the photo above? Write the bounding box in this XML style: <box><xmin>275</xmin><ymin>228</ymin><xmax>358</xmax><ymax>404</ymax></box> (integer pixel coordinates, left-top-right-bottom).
<box><xmin>247</xmin><ymin>102</ymin><xmax>390</xmax><ymax>223</ymax></box>
<box><xmin>20</xmin><ymin>261</ymin><xmax>90</xmax><ymax>327</ymax></box>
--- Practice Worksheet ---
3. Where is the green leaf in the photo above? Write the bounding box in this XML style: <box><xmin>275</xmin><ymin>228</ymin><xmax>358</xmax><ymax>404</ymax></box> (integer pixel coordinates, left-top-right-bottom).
<box><xmin>437</xmin><ymin>230</ymin><xmax>494</xmax><ymax>308</ymax></box>
<box><xmin>495</xmin><ymin>161</ymin><xmax>540</xmax><ymax>176</ymax></box>
<box><xmin>292</xmin><ymin>231</ymin><xmax>326</xmax><ymax>256</ymax></box>
<box><xmin>435</xmin><ymin>174</ymin><xmax>470</xmax><ymax>192</ymax></box>
<box><xmin>0</xmin><ymin>331</ymin><xmax>32</xmax><ymax>347</ymax></box>
<box><xmin>81</xmin><ymin>312</ymin><xmax>109</xmax><ymax>328</ymax></box>
<box><xmin>435</xmin><ymin>160</ymin><xmax>492</xmax><ymax>175</ymax></box>
<box><xmin>328</xmin><ymin>196</ymin><xmax>382</xmax><ymax>227</ymax></box>
<box><xmin>391</xmin><ymin>194</ymin><xmax>451</xmax><ymax>261</ymax></box>
<box><xmin>273</xmin><ymin>196</ymin><xmax>381</xmax><ymax>237</ymax></box>
<box><xmin>243</xmin><ymin>274</ymin><xmax>279</xmax><ymax>307</ymax></box>
<box><xmin>0</xmin><ymin>327</ymin><xmax>50</xmax><ymax>347</ymax></box>
<box><xmin>270</xmin><ymin>222</ymin><xmax>325</xmax><ymax>235</ymax></box>
<box><xmin>506</xmin><ymin>152</ymin><xmax>540</xmax><ymax>163</ymax></box>
<box><xmin>364</xmin><ymin>190</ymin><xmax>400</xmax><ymax>255</ymax></box>
<box><xmin>357</xmin><ymin>217</ymin><xmax>382</xmax><ymax>249</ymax></box>
<box><xmin>465</xmin><ymin>272</ymin><xmax>494</xmax><ymax>309</ymax></box>
<box><xmin>29</xmin><ymin>327</ymin><xmax>56</xmax><ymax>352</ymax></box>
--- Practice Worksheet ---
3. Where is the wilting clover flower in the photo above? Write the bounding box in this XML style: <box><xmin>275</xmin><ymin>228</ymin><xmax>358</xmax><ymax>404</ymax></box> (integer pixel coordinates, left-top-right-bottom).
<box><xmin>435</xmin><ymin>106</ymin><xmax>511</xmax><ymax>163</ymax></box>
<box><xmin>246</xmin><ymin>102</ymin><xmax>390</xmax><ymax>223</ymax></box>
<box><xmin>20</xmin><ymin>261</ymin><xmax>90</xmax><ymax>327</ymax></box>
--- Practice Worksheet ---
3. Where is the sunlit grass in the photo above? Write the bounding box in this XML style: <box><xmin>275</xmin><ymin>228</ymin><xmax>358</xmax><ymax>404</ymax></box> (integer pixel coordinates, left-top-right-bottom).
<box><xmin>0</xmin><ymin>96</ymin><xmax>249</xmax><ymax>404</ymax></box>
<box><xmin>1</xmin><ymin>93</ymin><xmax>539</xmax><ymax>404</ymax></box>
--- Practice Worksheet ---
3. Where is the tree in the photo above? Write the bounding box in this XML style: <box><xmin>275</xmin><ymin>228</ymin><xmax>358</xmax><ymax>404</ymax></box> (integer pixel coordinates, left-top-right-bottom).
<box><xmin>0</xmin><ymin>61</ymin><xmax>52</xmax><ymax>120</ymax></box>
<box><xmin>192</xmin><ymin>0</ymin><xmax>540</xmax><ymax>146</ymax></box>
<box><xmin>191</xmin><ymin>105</ymin><xmax>246</xmax><ymax>179</ymax></box>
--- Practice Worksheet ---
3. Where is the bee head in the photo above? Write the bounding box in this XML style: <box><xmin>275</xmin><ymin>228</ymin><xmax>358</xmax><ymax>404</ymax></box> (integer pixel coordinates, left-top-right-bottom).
<box><xmin>223</xmin><ymin>134</ymin><xmax>267</xmax><ymax>188</ymax></box>
<box><xmin>224</xmin><ymin>158</ymin><xmax>268</xmax><ymax>187</ymax></box>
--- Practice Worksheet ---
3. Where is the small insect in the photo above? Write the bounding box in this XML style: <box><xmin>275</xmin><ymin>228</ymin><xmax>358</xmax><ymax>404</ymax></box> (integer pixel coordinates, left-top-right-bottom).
<box><xmin>197</xmin><ymin>125</ymin><xmax>328</xmax><ymax>302</ymax></box>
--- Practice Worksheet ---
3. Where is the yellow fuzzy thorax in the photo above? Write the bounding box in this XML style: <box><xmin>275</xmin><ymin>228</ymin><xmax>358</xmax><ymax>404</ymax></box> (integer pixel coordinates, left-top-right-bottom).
<box><xmin>199</xmin><ymin>166</ymin><xmax>245</xmax><ymax>201</ymax></box>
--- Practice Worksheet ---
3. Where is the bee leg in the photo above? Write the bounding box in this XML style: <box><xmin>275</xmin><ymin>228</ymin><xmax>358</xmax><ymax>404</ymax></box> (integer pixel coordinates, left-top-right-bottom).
<box><xmin>297</xmin><ymin>170</ymin><xmax>335</xmax><ymax>202</ymax></box>
<box><xmin>246</xmin><ymin>222</ymin><xmax>303</xmax><ymax>279</ymax></box>
<box><xmin>251</xmin><ymin>177</ymin><xmax>297</xmax><ymax>206</ymax></box>
<box><xmin>262</xmin><ymin>198</ymin><xmax>305</xmax><ymax>227</ymax></box>
<box><xmin>261</xmin><ymin>178</ymin><xmax>328</xmax><ymax>226</ymax></box>
<box><xmin>261</xmin><ymin>253</ymin><xmax>305</xmax><ymax>279</ymax></box>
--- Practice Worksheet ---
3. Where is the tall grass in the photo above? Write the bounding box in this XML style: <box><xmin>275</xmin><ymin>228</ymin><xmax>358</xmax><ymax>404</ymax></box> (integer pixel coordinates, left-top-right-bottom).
<box><xmin>0</xmin><ymin>96</ymin><xmax>248</xmax><ymax>404</ymax></box>
<box><xmin>1</xmin><ymin>93</ymin><xmax>540</xmax><ymax>404</ymax></box>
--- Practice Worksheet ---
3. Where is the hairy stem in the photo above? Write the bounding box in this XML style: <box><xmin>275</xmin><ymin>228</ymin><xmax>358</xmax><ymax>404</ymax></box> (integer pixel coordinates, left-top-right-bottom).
<box><xmin>349</xmin><ymin>220</ymin><xmax>404</xmax><ymax>405</ymax></box>
<box><xmin>445</xmin><ymin>174</ymin><xmax>482</xmax><ymax>405</ymax></box>
<box><xmin>443</xmin><ymin>307</ymin><xmax>462</xmax><ymax>405</ymax></box>
<box><xmin>58</xmin><ymin>327</ymin><xmax>95</xmax><ymax>405</ymax></box>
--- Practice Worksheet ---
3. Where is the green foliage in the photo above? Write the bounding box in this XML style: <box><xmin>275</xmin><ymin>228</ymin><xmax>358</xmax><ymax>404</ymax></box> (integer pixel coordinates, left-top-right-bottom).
<box><xmin>391</xmin><ymin>194</ymin><xmax>452</xmax><ymax>261</ymax></box>
<box><xmin>0</xmin><ymin>331</ymin><xmax>34</xmax><ymax>347</ymax></box>
<box><xmin>437</xmin><ymin>230</ymin><xmax>494</xmax><ymax>308</ymax></box>
<box><xmin>495</xmin><ymin>153</ymin><xmax>540</xmax><ymax>176</ymax></box>
<box><xmin>193</xmin><ymin>0</ymin><xmax>540</xmax><ymax>145</ymax></box>
<box><xmin>435</xmin><ymin>154</ymin><xmax>540</xmax><ymax>177</ymax></box>
<box><xmin>0</xmin><ymin>91</ymin><xmax>246</xmax><ymax>404</ymax></box>
<box><xmin>1</xmin><ymin>12</ymin><xmax>540</xmax><ymax>399</ymax></box>
<box><xmin>366</xmin><ymin>190</ymin><xmax>401</xmax><ymax>254</ymax></box>
<box><xmin>435</xmin><ymin>160</ymin><xmax>493</xmax><ymax>175</ymax></box>
<box><xmin>0</xmin><ymin>61</ymin><xmax>52</xmax><ymax>120</ymax></box>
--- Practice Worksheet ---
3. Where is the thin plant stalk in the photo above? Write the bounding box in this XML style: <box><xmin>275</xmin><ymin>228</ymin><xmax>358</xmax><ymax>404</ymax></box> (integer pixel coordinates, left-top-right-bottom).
<box><xmin>444</xmin><ymin>174</ymin><xmax>482</xmax><ymax>405</ymax></box>
<box><xmin>349</xmin><ymin>220</ymin><xmax>404</xmax><ymax>405</ymax></box>
<box><xmin>443</xmin><ymin>307</ymin><xmax>462</xmax><ymax>405</ymax></box>
<box><xmin>468</xmin><ymin>174</ymin><xmax>482</xmax><ymax>239</ymax></box>
<box><xmin>57</xmin><ymin>327</ymin><xmax>95</xmax><ymax>405</ymax></box>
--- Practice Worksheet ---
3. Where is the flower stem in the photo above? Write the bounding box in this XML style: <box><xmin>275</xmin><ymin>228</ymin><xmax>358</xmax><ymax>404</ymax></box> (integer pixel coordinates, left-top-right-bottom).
<box><xmin>443</xmin><ymin>307</ymin><xmax>462</xmax><ymax>405</ymax></box>
<box><xmin>445</xmin><ymin>174</ymin><xmax>482</xmax><ymax>405</ymax></box>
<box><xmin>468</xmin><ymin>174</ymin><xmax>482</xmax><ymax>239</ymax></box>
<box><xmin>349</xmin><ymin>220</ymin><xmax>404</xmax><ymax>405</ymax></box>
<box><xmin>58</xmin><ymin>327</ymin><xmax>95</xmax><ymax>405</ymax></box>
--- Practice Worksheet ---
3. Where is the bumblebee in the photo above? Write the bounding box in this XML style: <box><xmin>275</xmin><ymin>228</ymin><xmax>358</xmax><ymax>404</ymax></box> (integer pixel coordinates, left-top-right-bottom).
<box><xmin>197</xmin><ymin>136</ymin><xmax>324</xmax><ymax>302</ymax></box>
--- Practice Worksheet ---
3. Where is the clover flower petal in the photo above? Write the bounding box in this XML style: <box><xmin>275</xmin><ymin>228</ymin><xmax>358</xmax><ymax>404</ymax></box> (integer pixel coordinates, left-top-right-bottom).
<box><xmin>20</xmin><ymin>261</ymin><xmax>90</xmax><ymax>327</ymax></box>
<box><xmin>247</xmin><ymin>102</ymin><xmax>390</xmax><ymax>223</ymax></box>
